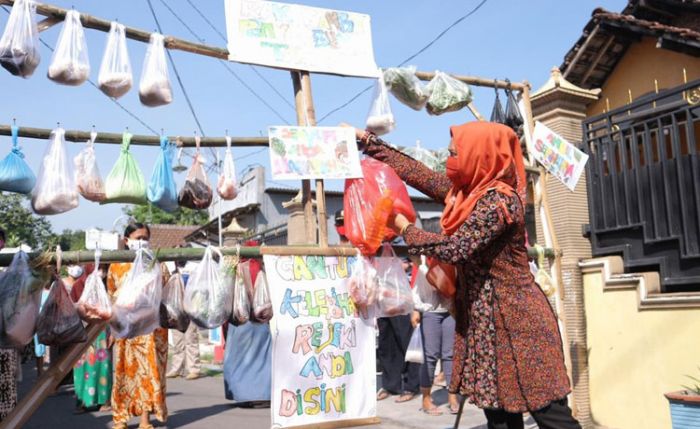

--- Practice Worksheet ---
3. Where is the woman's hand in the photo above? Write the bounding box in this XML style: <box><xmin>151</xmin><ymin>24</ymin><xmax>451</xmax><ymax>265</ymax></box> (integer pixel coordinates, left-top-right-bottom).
<box><xmin>389</xmin><ymin>213</ymin><xmax>411</xmax><ymax>235</ymax></box>
<box><xmin>410</xmin><ymin>311</ymin><xmax>421</xmax><ymax>328</ymax></box>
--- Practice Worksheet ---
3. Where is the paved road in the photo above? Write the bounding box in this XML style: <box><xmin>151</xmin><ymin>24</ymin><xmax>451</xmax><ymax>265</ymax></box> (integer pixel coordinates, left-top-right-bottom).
<box><xmin>17</xmin><ymin>364</ymin><xmax>536</xmax><ymax>428</ymax></box>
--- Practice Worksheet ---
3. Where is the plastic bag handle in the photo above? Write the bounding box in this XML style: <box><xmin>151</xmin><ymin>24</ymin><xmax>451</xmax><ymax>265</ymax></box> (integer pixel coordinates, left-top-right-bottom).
<box><xmin>89</xmin><ymin>130</ymin><xmax>97</xmax><ymax>147</ymax></box>
<box><xmin>225</xmin><ymin>135</ymin><xmax>231</xmax><ymax>151</ymax></box>
<box><xmin>121</xmin><ymin>131</ymin><xmax>132</xmax><ymax>152</ymax></box>
<box><xmin>11</xmin><ymin>125</ymin><xmax>18</xmax><ymax>148</ymax></box>
<box><xmin>380</xmin><ymin>242</ymin><xmax>396</xmax><ymax>258</ymax></box>
<box><xmin>159</xmin><ymin>135</ymin><xmax>169</xmax><ymax>150</ymax></box>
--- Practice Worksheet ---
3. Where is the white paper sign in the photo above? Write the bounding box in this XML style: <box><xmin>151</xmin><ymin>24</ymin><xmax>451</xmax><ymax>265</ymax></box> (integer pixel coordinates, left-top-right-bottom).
<box><xmin>531</xmin><ymin>121</ymin><xmax>589</xmax><ymax>191</ymax></box>
<box><xmin>224</xmin><ymin>0</ymin><xmax>380</xmax><ymax>78</ymax></box>
<box><xmin>268</xmin><ymin>126</ymin><xmax>362</xmax><ymax>180</ymax></box>
<box><xmin>264</xmin><ymin>255</ymin><xmax>377</xmax><ymax>428</ymax></box>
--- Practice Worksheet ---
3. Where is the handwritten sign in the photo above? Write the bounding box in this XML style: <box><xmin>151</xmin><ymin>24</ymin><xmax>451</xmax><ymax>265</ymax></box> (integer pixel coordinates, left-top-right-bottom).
<box><xmin>531</xmin><ymin>121</ymin><xmax>589</xmax><ymax>191</ymax></box>
<box><xmin>264</xmin><ymin>255</ymin><xmax>377</xmax><ymax>428</ymax></box>
<box><xmin>224</xmin><ymin>0</ymin><xmax>380</xmax><ymax>78</ymax></box>
<box><xmin>268</xmin><ymin>126</ymin><xmax>362</xmax><ymax>180</ymax></box>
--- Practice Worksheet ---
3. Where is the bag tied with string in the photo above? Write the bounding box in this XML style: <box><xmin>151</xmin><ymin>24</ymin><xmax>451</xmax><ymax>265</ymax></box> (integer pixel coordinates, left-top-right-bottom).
<box><xmin>0</xmin><ymin>124</ymin><xmax>36</xmax><ymax>194</ymax></box>
<box><xmin>217</xmin><ymin>136</ymin><xmax>238</xmax><ymax>200</ymax></box>
<box><xmin>366</xmin><ymin>72</ymin><xmax>396</xmax><ymax>135</ymax></box>
<box><xmin>139</xmin><ymin>33</ymin><xmax>172</xmax><ymax>107</ymax></box>
<box><xmin>184</xmin><ymin>246</ymin><xmax>233</xmax><ymax>329</ymax></box>
<box><xmin>383</xmin><ymin>66</ymin><xmax>430</xmax><ymax>111</ymax></box>
<box><xmin>103</xmin><ymin>132</ymin><xmax>147</xmax><ymax>204</ymax></box>
<box><xmin>426</xmin><ymin>71</ymin><xmax>472</xmax><ymax>116</ymax></box>
<box><xmin>74</xmin><ymin>131</ymin><xmax>106</xmax><ymax>202</ymax></box>
<box><xmin>98</xmin><ymin>21</ymin><xmax>132</xmax><ymax>98</ymax></box>
<box><xmin>32</xmin><ymin>127</ymin><xmax>79</xmax><ymax>215</ymax></box>
<box><xmin>0</xmin><ymin>0</ymin><xmax>41</xmax><ymax>77</ymax></box>
<box><xmin>47</xmin><ymin>9</ymin><xmax>90</xmax><ymax>86</ymax></box>
<box><xmin>76</xmin><ymin>252</ymin><xmax>112</xmax><ymax>322</ymax></box>
<box><xmin>147</xmin><ymin>136</ymin><xmax>178</xmax><ymax>212</ymax></box>
<box><xmin>178</xmin><ymin>137</ymin><xmax>213</xmax><ymax>209</ymax></box>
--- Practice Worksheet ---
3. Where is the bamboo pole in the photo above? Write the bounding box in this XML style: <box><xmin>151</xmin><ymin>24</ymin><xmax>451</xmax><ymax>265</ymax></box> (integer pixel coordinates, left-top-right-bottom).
<box><xmin>0</xmin><ymin>125</ymin><xmax>267</xmax><ymax>148</ymax></box>
<box><xmin>414</xmin><ymin>71</ymin><xmax>527</xmax><ymax>91</ymax></box>
<box><xmin>291</xmin><ymin>72</ymin><xmax>317</xmax><ymax>245</ymax></box>
<box><xmin>0</xmin><ymin>322</ymin><xmax>105</xmax><ymax>429</ymax></box>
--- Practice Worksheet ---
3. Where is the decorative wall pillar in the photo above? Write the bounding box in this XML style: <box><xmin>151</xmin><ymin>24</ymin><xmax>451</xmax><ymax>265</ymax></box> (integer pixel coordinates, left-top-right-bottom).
<box><xmin>283</xmin><ymin>190</ymin><xmax>317</xmax><ymax>245</ymax></box>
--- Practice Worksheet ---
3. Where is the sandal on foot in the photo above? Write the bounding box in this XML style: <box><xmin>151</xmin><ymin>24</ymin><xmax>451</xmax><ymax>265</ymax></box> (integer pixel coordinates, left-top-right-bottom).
<box><xmin>376</xmin><ymin>389</ymin><xmax>391</xmax><ymax>401</ymax></box>
<box><xmin>419</xmin><ymin>407</ymin><xmax>444</xmax><ymax>416</ymax></box>
<box><xmin>138</xmin><ymin>425</ymin><xmax>154</xmax><ymax>429</ymax></box>
<box><xmin>395</xmin><ymin>392</ymin><xmax>416</xmax><ymax>403</ymax></box>
<box><xmin>448</xmin><ymin>404</ymin><xmax>461</xmax><ymax>414</ymax></box>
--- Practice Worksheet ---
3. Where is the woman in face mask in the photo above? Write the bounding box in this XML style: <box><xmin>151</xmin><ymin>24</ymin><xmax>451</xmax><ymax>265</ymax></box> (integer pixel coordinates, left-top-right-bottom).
<box><xmin>107</xmin><ymin>223</ymin><xmax>169</xmax><ymax>429</ymax></box>
<box><xmin>349</xmin><ymin>122</ymin><xmax>581</xmax><ymax>429</ymax></box>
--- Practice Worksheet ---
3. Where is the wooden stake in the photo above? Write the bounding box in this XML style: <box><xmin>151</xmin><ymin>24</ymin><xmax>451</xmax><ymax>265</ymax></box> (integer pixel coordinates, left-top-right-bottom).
<box><xmin>291</xmin><ymin>72</ymin><xmax>317</xmax><ymax>245</ymax></box>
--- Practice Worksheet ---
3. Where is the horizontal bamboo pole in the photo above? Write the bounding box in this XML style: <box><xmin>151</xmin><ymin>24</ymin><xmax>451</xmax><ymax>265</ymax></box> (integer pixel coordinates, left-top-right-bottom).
<box><xmin>414</xmin><ymin>71</ymin><xmax>528</xmax><ymax>91</ymax></box>
<box><xmin>0</xmin><ymin>245</ymin><xmax>556</xmax><ymax>266</ymax></box>
<box><xmin>0</xmin><ymin>125</ymin><xmax>268</xmax><ymax>148</ymax></box>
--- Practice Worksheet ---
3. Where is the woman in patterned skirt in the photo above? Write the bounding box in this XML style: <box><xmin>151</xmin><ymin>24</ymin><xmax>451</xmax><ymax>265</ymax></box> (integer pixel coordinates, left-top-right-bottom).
<box><xmin>352</xmin><ymin>122</ymin><xmax>582</xmax><ymax>429</ymax></box>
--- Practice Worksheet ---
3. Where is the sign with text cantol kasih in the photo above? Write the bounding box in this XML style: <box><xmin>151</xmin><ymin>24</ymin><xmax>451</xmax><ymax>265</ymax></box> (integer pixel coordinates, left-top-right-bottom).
<box><xmin>224</xmin><ymin>0</ymin><xmax>380</xmax><ymax>78</ymax></box>
<box><xmin>263</xmin><ymin>255</ymin><xmax>377</xmax><ymax>428</ymax></box>
<box><xmin>268</xmin><ymin>126</ymin><xmax>362</xmax><ymax>180</ymax></box>
<box><xmin>531</xmin><ymin>121</ymin><xmax>589</xmax><ymax>191</ymax></box>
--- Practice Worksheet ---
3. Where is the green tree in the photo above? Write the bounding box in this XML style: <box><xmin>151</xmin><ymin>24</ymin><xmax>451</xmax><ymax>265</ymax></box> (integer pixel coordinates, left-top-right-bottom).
<box><xmin>0</xmin><ymin>192</ymin><xmax>56</xmax><ymax>249</ymax></box>
<box><xmin>122</xmin><ymin>204</ymin><xmax>208</xmax><ymax>226</ymax></box>
<box><xmin>56</xmin><ymin>229</ymin><xmax>86</xmax><ymax>251</ymax></box>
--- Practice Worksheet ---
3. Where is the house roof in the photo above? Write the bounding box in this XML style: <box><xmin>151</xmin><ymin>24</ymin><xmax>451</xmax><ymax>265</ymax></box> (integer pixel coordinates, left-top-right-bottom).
<box><xmin>560</xmin><ymin>3</ymin><xmax>700</xmax><ymax>89</ymax></box>
<box><xmin>149</xmin><ymin>224</ymin><xmax>199</xmax><ymax>249</ymax></box>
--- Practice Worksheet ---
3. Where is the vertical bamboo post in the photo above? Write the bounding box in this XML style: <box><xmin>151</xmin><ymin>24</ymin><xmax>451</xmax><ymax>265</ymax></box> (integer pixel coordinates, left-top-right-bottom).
<box><xmin>291</xmin><ymin>72</ymin><xmax>317</xmax><ymax>244</ymax></box>
<box><xmin>0</xmin><ymin>323</ymin><xmax>106</xmax><ymax>429</ymax></box>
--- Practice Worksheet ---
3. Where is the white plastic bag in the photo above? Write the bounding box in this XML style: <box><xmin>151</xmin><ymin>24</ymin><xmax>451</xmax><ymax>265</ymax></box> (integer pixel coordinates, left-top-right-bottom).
<box><xmin>405</xmin><ymin>325</ymin><xmax>424</xmax><ymax>364</ymax></box>
<box><xmin>74</xmin><ymin>131</ymin><xmax>106</xmax><ymax>202</ymax></box>
<box><xmin>0</xmin><ymin>251</ymin><xmax>43</xmax><ymax>347</ymax></box>
<box><xmin>365</xmin><ymin>72</ymin><xmax>395</xmax><ymax>136</ymax></box>
<box><xmin>348</xmin><ymin>255</ymin><xmax>378</xmax><ymax>309</ymax></box>
<box><xmin>426</xmin><ymin>71</ymin><xmax>473</xmax><ymax>116</ymax></box>
<box><xmin>32</xmin><ymin>127</ymin><xmax>79</xmax><ymax>215</ymax></box>
<box><xmin>184</xmin><ymin>247</ymin><xmax>233</xmax><ymax>329</ymax></box>
<box><xmin>252</xmin><ymin>270</ymin><xmax>272</xmax><ymax>323</ymax></box>
<box><xmin>412</xmin><ymin>256</ymin><xmax>439</xmax><ymax>312</ymax></box>
<box><xmin>160</xmin><ymin>272</ymin><xmax>189</xmax><ymax>332</ymax></box>
<box><xmin>77</xmin><ymin>269</ymin><xmax>112</xmax><ymax>322</ymax></box>
<box><xmin>217</xmin><ymin>137</ymin><xmax>238</xmax><ymax>200</ymax></box>
<box><xmin>110</xmin><ymin>249</ymin><xmax>163</xmax><ymax>339</ymax></box>
<box><xmin>98</xmin><ymin>21</ymin><xmax>132</xmax><ymax>98</ymax></box>
<box><xmin>230</xmin><ymin>261</ymin><xmax>251</xmax><ymax>326</ymax></box>
<box><xmin>139</xmin><ymin>33</ymin><xmax>172</xmax><ymax>107</ymax></box>
<box><xmin>374</xmin><ymin>244</ymin><xmax>414</xmax><ymax>317</ymax></box>
<box><xmin>47</xmin><ymin>10</ymin><xmax>90</xmax><ymax>86</ymax></box>
<box><xmin>383</xmin><ymin>66</ymin><xmax>430</xmax><ymax>111</ymax></box>
<box><xmin>0</xmin><ymin>0</ymin><xmax>40</xmax><ymax>77</ymax></box>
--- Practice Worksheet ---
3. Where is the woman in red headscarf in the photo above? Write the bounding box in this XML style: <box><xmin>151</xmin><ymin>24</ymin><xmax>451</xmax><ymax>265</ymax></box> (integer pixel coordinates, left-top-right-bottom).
<box><xmin>352</xmin><ymin>122</ymin><xmax>581</xmax><ymax>429</ymax></box>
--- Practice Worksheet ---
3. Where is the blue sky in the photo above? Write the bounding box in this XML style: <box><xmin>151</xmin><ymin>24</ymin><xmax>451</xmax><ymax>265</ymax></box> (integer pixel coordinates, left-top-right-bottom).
<box><xmin>0</xmin><ymin>0</ymin><xmax>626</xmax><ymax>233</ymax></box>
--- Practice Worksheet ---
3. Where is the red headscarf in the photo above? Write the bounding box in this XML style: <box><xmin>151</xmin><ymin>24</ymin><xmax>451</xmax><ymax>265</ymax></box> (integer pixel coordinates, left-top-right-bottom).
<box><xmin>440</xmin><ymin>122</ymin><xmax>527</xmax><ymax>235</ymax></box>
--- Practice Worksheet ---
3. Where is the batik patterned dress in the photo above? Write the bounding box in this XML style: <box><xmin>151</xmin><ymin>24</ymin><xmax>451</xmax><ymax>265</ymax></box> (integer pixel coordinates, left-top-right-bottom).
<box><xmin>107</xmin><ymin>263</ymin><xmax>168</xmax><ymax>424</ymax></box>
<box><xmin>365</xmin><ymin>136</ymin><xmax>571</xmax><ymax>413</ymax></box>
<box><xmin>0</xmin><ymin>348</ymin><xmax>17</xmax><ymax>421</ymax></box>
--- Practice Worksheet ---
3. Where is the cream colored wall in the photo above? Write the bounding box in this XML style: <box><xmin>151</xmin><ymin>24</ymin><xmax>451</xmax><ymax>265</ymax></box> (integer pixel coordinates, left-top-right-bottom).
<box><xmin>587</xmin><ymin>37</ymin><xmax>700</xmax><ymax>116</ymax></box>
<box><xmin>583</xmin><ymin>271</ymin><xmax>700</xmax><ymax>429</ymax></box>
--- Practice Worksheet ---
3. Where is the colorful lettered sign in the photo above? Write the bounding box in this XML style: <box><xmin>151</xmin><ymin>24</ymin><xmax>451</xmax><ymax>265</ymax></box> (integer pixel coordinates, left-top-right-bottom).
<box><xmin>531</xmin><ymin>121</ymin><xmax>589</xmax><ymax>191</ymax></box>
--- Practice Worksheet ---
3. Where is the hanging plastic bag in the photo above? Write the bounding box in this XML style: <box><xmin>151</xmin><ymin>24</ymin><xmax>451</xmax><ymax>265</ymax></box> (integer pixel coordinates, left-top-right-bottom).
<box><xmin>252</xmin><ymin>270</ymin><xmax>272</xmax><ymax>323</ymax></box>
<box><xmin>230</xmin><ymin>260</ymin><xmax>251</xmax><ymax>326</ymax></box>
<box><xmin>374</xmin><ymin>244</ymin><xmax>414</xmax><ymax>317</ymax></box>
<box><xmin>399</xmin><ymin>140</ymin><xmax>442</xmax><ymax>172</ymax></box>
<box><xmin>405</xmin><ymin>325</ymin><xmax>424</xmax><ymax>364</ymax></box>
<box><xmin>184</xmin><ymin>246</ymin><xmax>233</xmax><ymax>329</ymax></box>
<box><xmin>344</xmin><ymin>157</ymin><xmax>416</xmax><ymax>255</ymax></box>
<box><xmin>348</xmin><ymin>255</ymin><xmax>378</xmax><ymax>309</ymax></box>
<box><xmin>36</xmin><ymin>279</ymin><xmax>87</xmax><ymax>346</ymax></box>
<box><xmin>76</xmin><ymin>261</ymin><xmax>112</xmax><ymax>322</ymax></box>
<box><xmin>74</xmin><ymin>131</ymin><xmax>106</xmax><ymax>202</ymax></box>
<box><xmin>98</xmin><ymin>21</ymin><xmax>132</xmax><ymax>98</ymax></box>
<box><xmin>217</xmin><ymin>136</ymin><xmax>238</xmax><ymax>200</ymax></box>
<box><xmin>139</xmin><ymin>33</ymin><xmax>172</xmax><ymax>107</ymax></box>
<box><xmin>425</xmin><ymin>71</ymin><xmax>472</xmax><ymax>116</ymax></box>
<box><xmin>31</xmin><ymin>127</ymin><xmax>79</xmax><ymax>215</ymax></box>
<box><xmin>178</xmin><ymin>137</ymin><xmax>212</xmax><ymax>210</ymax></box>
<box><xmin>0</xmin><ymin>0</ymin><xmax>40</xmax><ymax>77</ymax></box>
<box><xmin>103</xmin><ymin>132</ymin><xmax>147</xmax><ymax>205</ymax></box>
<box><xmin>365</xmin><ymin>72</ymin><xmax>395</xmax><ymax>135</ymax></box>
<box><xmin>490</xmin><ymin>89</ymin><xmax>506</xmax><ymax>124</ymax></box>
<box><xmin>0</xmin><ymin>251</ymin><xmax>45</xmax><ymax>347</ymax></box>
<box><xmin>147</xmin><ymin>136</ymin><xmax>178</xmax><ymax>211</ymax></box>
<box><xmin>383</xmin><ymin>66</ymin><xmax>430</xmax><ymax>111</ymax></box>
<box><xmin>159</xmin><ymin>272</ymin><xmax>189</xmax><ymax>332</ymax></box>
<box><xmin>47</xmin><ymin>10</ymin><xmax>90</xmax><ymax>86</ymax></box>
<box><xmin>504</xmin><ymin>86</ymin><xmax>524</xmax><ymax>130</ymax></box>
<box><xmin>533</xmin><ymin>245</ymin><xmax>555</xmax><ymax>297</ymax></box>
<box><xmin>412</xmin><ymin>256</ymin><xmax>440</xmax><ymax>312</ymax></box>
<box><xmin>110</xmin><ymin>249</ymin><xmax>163</xmax><ymax>339</ymax></box>
<box><xmin>0</xmin><ymin>125</ymin><xmax>36</xmax><ymax>194</ymax></box>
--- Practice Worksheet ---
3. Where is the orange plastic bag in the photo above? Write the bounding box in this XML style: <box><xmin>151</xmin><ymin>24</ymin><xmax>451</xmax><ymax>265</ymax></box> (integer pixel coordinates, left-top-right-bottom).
<box><xmin>344</xmin><ymin>158</ymin><xmax>416</xmax><ymax>255</ymax></box>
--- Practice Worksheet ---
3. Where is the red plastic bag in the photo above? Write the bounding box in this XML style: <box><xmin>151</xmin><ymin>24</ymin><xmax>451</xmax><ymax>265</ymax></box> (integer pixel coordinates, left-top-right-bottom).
<box><xmin>344</xmin><ymin>158</ymin><xmax>416</xmax><ymax>255</ymax></box>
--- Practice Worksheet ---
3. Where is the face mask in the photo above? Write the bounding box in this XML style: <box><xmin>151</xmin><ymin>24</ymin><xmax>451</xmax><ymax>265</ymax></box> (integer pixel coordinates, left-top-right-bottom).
<box><xmin>445</xmin><ymin>156</ymin><xmax>462</xmax><ymax>185</ymax></box>
<box><xmin>127</xmin><ymin>239</ymin><xmax>150</xmax><ymax>250</ymax></box>
<box><xmin>67</xmin><ymin>265</ymin><xmax>84</xmax><ymax>279</ymax></box>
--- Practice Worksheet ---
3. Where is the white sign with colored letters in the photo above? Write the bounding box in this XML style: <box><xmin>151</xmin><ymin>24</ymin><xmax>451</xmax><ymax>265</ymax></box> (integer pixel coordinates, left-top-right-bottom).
<box><xmin>531</xmin><ymin>121</ymin><xmax>589</xmax><ymax>191</ymax></box>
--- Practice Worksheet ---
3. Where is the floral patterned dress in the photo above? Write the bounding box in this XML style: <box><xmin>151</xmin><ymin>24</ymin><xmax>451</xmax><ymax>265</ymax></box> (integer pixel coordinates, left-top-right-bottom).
<box><xmin>0</xmin><ymin>348</ymin><xmax>17</xmax><ymax>421</ymax></box>
<box><xmin>107</xmin><ymin>263</ymin><xmax>168</xmax><ymax>424</ymax></box>
<box><xmin>365</xmin><ymin>136</ymin><xmax>571</xmax><ymax>413</ymax></box>
<box><xmin>73</xmin><ymin>330</ymin><xmax>112</xmax><ymax>408</ymax></box>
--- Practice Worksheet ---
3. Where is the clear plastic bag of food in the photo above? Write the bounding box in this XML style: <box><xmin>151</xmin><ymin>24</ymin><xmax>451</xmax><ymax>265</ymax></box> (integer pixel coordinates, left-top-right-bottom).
<box><xmin>110</xmin><ymin>249</ymin><xmax>163</xmax><ymax>339</ymax></box>
<box><xmin>374</xmin><ymin>243</ymin><xmax>414</xmax><ymax>317</ymax></box>
<box><xmin>412</xmin><ymin>256</ymin><xmax>439</xmax><ymax>312</ymax></box>
<box><xmin>98</xmin><ymin>21</ymin><xmax>132</xmax><ymax>98</ymax></box>
<box><xmin>31</xmin><ymin>127</ymin><xmax>79</xmax><ymax>215</ymax></box>
<box><xmin>0</xmin><ymin>124</ymin><xmax>36</xmax><ymax>194</ymax></box>
<box><xmin>76</xmin><ymin>258</ymin><xmax>112</xmax><ymax>322</ymax></box>
<box><xmin>252</xmin><ymin>270</ymin><xmax>272</xmax><ymax>323</ymax></box>
<box><xmin>0</xmin><ymin>0</ymin><xmax>40</xmax><ymax>78</ymax></box>
<box><xmin>425</xmin><ymin>71</ymin><xmax>472</xmax><ymax>116</ymax></box>
<box><xmin>217</xmin><ymin>136</ymin><xmax>238</xmax><ymax>200</ymax></box>
<box><xmin>383</xmin><ymin>66</ymin><xmax>430</xmax><ymax>111</ymax></box>
<box><xmin>0</xmin><ymin>251</ymin><xmax>44</xmax><ymax>347</ymax></box>
<box><xmin>365</xmin><ymin>72</ymin><xmax>395</xmax><ymax>135</ymax></box>
<box><xmin>139</xmin><ymin>33</ymin><xmax>172</xmax><ymax>107</ymax></box>
<box><xmin>103</xmin><ymin>132</ymin><xmax>147</xmax><ymax>205</ymax></box>
<box><xmin>47</xmin><ymin>10</ymin><xmax>90</xmax><ymax>86</ymax></box>
<box><xmin>184</xmin><ymin>247</ymin><xmax>232</xmax><ymax>329</ymax></box>
<box><xmin>230</xmin><ymin>260</ymin><xmax>252</xmax><ymax>326</ymax></box>
<box><xmin>74</xmin><ymin>131</ymin><xmax>106</xmax><ymax>202</ymax></box>
<box><xmin>399</xmin><ymin>140</ymin><xmax>443</xmax><ymax>173</ymax></box>
<box><xmin>159</xmin><ymin>272</ymin><xmax>189</xmax><ymax>332</ymax></box>
<box><xmin>404</xmin><ymin>325</ymin><xmax>424</xmax><ymax>364</ymax></box>
<box><xmin>36</xmin><ymin>279</ymin><xmax>87</xmax><ymax>346</ymax></box>
<box><xmin>147</xmin><ymin>136</ymin><xmax>178</xmax><ymax>212</ymax></box>
<box><xmin>178</xmin><ymin>141</ymin><xmax>212</xmax><ymax>210</ymax></box>
<box><xmin>348</xmin><ymin>255</ymin><xmax>378</xmax><ymax>309</ymax></box>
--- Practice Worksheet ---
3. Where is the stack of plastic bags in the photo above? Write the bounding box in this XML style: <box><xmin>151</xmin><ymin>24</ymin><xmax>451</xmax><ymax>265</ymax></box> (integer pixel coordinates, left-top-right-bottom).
<box><xmin>32</xmin><ymin>127</ymin><xmax>79</xmax><ymax>215</ymax></box>
<box><xmin>98</xmin><ymin>21</ymin><xmax>132</xmax><ymax>98</ymax></box>
<box><xmin>147</xmin><ymin>136</ymin><xmax>178</xmax><ymax>211</ymax></box>
<box><xmin>0</xmin><ymin>0</ymin><xmax>40</xmax><ymax>78</ymax></box>
<box><xmin>0</xmin><ymin>251</ymin><xmax>45</xmax><ymax>347</ymax></box>
<box><xmin>104</xmin><ymin>132</ymin><xmax>147</xmax><ymax>204</ymax></box>
<box><xmin>74</xmin><ymin>131</ymin><xmax>106</xmax><ymax>202</ymax></box>
<box><xmin>184</xmin><ymin>246</ymin><xmax>232</xmax><ymax>329</ymax></box>
<box><xmin>36</xmin><ymin>278</ymin><xmax>87</xmax><ymax>345</ymax></box>
<box><xmin>0</xmin><ymin>125</ymin><xmax>35</xmax><ymax>194</ymax></box>
<box><xmin>47</xmin><ymin>9</ymin><xmax>90</xmax><ymax>86</ymax></box>
<box><xmin>160</xmin><ymin>271</ymin><xmax>189</xmax><ymax>332</ymax></box>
